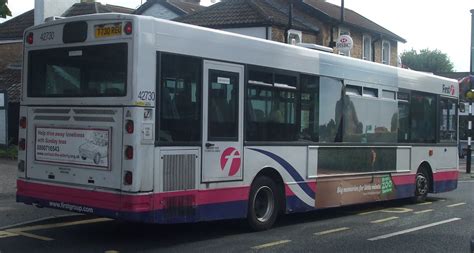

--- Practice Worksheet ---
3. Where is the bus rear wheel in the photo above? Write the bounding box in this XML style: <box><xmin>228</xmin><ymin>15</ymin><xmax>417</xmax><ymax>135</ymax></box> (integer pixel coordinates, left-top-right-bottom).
<box><xmin>247</xmin><ymin>176</ymin><xmax>279</xmax><ymax>231</ymax></box>
<box><xmin>413</xmin><ymin>169</ymin><xmax>430</xmax><ymax>203</ymax></box>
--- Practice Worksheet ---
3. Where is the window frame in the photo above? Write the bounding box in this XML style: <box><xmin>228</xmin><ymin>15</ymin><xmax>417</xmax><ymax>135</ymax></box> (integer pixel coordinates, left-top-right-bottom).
<box><xmin>382</xmin><ymin>40</ymin><xmax>391</xmax><ymax>65</ymax></box>
<box><xmin>156</xmin><ymin>52</ymin><xmax>203</xmax><ymax>146</ymax></box>
<box><xmin>362</xmin><ymin>34</ymin><xmax>372</xmax><ymax>61</ymax></box>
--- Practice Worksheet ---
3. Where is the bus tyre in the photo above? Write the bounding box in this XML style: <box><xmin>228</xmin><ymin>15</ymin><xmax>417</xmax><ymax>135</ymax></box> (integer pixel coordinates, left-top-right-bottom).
<box><xmin>413</xmin><ymin>169</ymin><xmax>430</xmax><ymax>203</ymax></box>
<box><xmin>247</xmin><ymin>176</ymin><xmax>279</xmax><ymax>231</ymax></box>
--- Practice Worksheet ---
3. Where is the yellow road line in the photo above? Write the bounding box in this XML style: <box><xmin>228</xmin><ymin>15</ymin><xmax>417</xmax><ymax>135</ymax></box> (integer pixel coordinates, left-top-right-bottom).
<box><xmin>371</xmin><ymin>216</ymin><xmax>399</xmax><ymax>224</ymax></box>
<box><xmin>104</xmin><ymin>251</ymin><xmax>120</xmax><ymax>253</ymax></box>
<box><xmin>0</xmin><ymin>230</ymin><xmax>20</xmax><ymax>239</ymax></box>
<box><xmin>381</xmin><ymin>208</ymin><xmax>413</xmax><ymax>213</ymax></box>
<box><xmin>447</xmin><ymin>202</ymin><xmax>466</xmax><ymax>208</ymax></box>
<box><xmin>315</xmin><ymin>227</ymin><xmax>350</xmax><ymax>235</ymax></box>
<box><xmin>358</xmin><ymin>207</ymin><xmax>412</xmax><ymax>215</ymax></box>
<box><xmin>251</xmin><ymin>240</ymin><xmax>291</xmax><ymax>250</ymax></box>
<box><xmin>357</xmin><ymin>209</ymin><xmax>382</xmax><ymax>215</ymax></box>
<box><xmin>416</xmin><ymin>201</ymin><xmax>432</xmax><ymax>206</ymax></box>
<box><xmin>414</xmin><ymin>209</ymin><xmax>433</xmax><ymax>214</ymax></box>
<box><xmin>6</xmin><ymin>218</ymin><xmax>112</xmax><ymax>233</ymax></box>
<box><xmin>15</xmin><ymin>231</ymin><xmax>53</xmax><ymax>241</ymax></box>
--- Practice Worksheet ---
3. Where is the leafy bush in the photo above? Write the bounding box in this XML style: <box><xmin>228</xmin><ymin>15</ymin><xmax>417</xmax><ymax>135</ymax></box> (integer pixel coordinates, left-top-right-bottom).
<box><xmin>0</xmin><ymin>145</ymin><xmax>17</xmax><ymax>159</ymax></box>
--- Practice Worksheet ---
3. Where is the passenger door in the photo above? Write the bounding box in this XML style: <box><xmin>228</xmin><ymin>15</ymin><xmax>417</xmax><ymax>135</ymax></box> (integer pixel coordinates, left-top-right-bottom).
<box><xmin>202</xmin><ymin>60</ymin><xmax>244</xmax><ymax>182</ymax></box>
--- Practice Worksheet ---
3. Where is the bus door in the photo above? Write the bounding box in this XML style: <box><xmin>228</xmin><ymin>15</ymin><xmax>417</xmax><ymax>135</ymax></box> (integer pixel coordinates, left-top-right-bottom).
<box><xmin>202</xmin><ymin>60</ymin><xmax>244</xmax><ymax>182</ymax></box>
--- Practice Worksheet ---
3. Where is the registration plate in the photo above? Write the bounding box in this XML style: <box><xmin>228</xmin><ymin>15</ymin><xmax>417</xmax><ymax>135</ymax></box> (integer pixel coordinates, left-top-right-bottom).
<box><xmin>95</xmin><ymin>23</ymin><xmax>122</xmax><ymax>38</ymax></box>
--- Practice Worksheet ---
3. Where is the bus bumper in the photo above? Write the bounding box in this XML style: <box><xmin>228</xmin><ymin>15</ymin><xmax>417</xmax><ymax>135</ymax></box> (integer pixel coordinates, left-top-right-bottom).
<box><xmin>16</xmin><ymin>179</ymin><xmax>248</xmax><ymax>224</ymax></box>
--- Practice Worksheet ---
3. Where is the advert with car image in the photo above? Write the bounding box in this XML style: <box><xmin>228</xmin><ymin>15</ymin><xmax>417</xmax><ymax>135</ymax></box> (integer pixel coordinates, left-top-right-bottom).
<box><xmin>35</xmin><ymin>127</ymin><xmax>111</xmax><ymax>169</ymax></box>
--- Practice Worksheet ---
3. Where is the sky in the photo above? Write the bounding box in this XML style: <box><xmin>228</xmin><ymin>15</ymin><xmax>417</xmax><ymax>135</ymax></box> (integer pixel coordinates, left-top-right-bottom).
<box><xmin>1</xmin><ymin>0</ymin><xmax>473</xmax><ymax>71</ymax></box>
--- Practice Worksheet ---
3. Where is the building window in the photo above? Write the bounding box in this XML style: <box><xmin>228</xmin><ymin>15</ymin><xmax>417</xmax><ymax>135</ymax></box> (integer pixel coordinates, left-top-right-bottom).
<box><xmin>287</xmin><ymin>29</ymin><xmax>302</xmax><ymax>45</ymax></box>
<box><xmin>363</xmin><ymin>35</ymin><xmax>372</xmax><ymax>61</ymax></box>
<box><xmin>382</xmin><ymin>40</ymin><xmax>391</xmax><ymax>65</ymax></box>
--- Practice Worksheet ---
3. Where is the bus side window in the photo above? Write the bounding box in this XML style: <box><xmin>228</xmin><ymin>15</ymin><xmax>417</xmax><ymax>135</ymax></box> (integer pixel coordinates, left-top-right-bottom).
<box><xmin>319</xmin><ymin>77</ymin><xmax>343</xmax><ymax>143</ymax></box>
<box><xmin>158</xmin><ymin>53</ymin><xmax>202</xmax><ymax>143</ymax></box>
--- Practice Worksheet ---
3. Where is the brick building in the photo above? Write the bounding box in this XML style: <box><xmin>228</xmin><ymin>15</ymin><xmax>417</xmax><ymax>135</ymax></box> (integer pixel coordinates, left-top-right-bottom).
<box><xmin>175</xmin><ymin>0</ymin><xmax>406</xmax><ymax>67</ymax></box>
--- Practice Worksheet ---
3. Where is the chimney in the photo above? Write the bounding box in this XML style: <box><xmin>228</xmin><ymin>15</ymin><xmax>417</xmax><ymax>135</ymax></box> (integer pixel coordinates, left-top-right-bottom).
<box><xmin>34</xmin><ymin>0</ymin><xmax>81</xmax><ymax>25</ymax></box>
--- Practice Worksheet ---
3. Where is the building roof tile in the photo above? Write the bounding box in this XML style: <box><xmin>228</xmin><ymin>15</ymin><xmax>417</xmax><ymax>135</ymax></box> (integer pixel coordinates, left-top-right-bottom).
<box><xmin>62</xmin><ymin>2</ymin><xmax>134</xmax><ymax>17</ymax></box>
<box><xmin>135</xmin><ymin>0</ymin><xmax>205</xmax><ymax>15</ymax></box>
<box><xmin>0</xmin><ymin>9</ymin><xmax>34</xmax><ymax>40</ymax></box>
<box><xmin>175</xmin><ymin>0</ymin><xmax>319</xmax><ymax>33</ymax></box>
<box><xmin>302</xmin><ymin>0</ymin><xmax>406</xmax><ymax>42</ymax></box>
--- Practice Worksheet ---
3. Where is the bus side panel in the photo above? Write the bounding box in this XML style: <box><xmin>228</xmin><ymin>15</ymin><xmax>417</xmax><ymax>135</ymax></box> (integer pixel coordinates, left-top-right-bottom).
<box><xmin>432</xmin><ymin>170</ymin><xmax>458</xmax><ymax>193</ymax></box>
<box><xmin>245</xmin><ymin>147</ymin><xmax>316</xmax><ymax>214</ymax></box>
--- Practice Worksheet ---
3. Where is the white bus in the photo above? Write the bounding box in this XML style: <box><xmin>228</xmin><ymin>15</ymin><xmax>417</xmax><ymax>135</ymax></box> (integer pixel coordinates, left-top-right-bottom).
<box><xmin>17</xmin><ymin>14</ymin><xmax>459</xmax><ymax>230</ymax></box>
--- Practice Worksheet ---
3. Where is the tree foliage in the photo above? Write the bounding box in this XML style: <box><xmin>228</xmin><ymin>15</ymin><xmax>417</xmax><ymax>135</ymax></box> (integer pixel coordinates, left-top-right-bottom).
<box><xmin>0</xmin><ymin>0</ymin><xmax>11</xmax><ymax>19</ymax></box>
<box><xmin>400</xmin><ymin>48</ymin><xmax>454</xmax><ymax>73</ymax></box>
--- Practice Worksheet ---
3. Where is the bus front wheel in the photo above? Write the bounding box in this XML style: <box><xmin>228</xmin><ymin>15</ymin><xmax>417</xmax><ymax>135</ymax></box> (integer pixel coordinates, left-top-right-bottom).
<box><xmin>247</xmin><ymin>176</ymin><xmax>279</xmax><ymax>231</ymax></box>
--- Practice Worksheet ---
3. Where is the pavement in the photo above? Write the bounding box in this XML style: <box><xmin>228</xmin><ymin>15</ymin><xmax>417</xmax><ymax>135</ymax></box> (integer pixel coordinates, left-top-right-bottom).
<box><xmin>0</xmin><ymin>158</ymin><xmax>17</xmax><ymax>197</ymax></box>
<box><xmin>458</xmin><ymin>158</ymin><xmax>474</xmax><ymax>181</ymax></box>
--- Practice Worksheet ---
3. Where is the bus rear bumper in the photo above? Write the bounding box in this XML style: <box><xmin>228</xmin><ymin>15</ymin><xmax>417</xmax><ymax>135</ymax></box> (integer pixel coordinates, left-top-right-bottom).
<box><xmin>16</xmin><ymin>179</ymin><xmax>249</xmax><ymax>224</ymax></box>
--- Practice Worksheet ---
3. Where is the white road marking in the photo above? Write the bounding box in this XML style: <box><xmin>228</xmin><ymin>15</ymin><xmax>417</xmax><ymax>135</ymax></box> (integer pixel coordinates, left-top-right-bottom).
<box><xmin>368</xmin><ymin>218</ymin><xmax>461</xmax><ymax>241</ymax></box>
<box><xmin>447</xmin><ymin>202</ymin><xmax>466</xmax><ymax>208</ymax></box>
<box><xmin>315</xmin><ymin>227</ymin><xmax>350</xmax><ymax>235</ymax></box>
<box><xmin>251</xmin><ymin>240</ymin><xmax>291</xmax><ymax>249</ymax></box>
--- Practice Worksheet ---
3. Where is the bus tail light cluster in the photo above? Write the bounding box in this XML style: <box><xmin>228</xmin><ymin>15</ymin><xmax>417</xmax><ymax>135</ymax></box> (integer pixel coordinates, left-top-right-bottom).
<box><xmin>19</xmin><ymin>117</ymin><xmax>27</xmax><ymax>129</ymax></box>
<box><xmin>124</xmin><ymin>22</ymin><xmax>133</xmax><ymax>35</ymax></box>
<box><xmin>125</xmin><ymin>120</ymin><xmax>134</xmax><ymax>134</ymax></box>
<box><xmin>19</xmin><ymin>139</ymin><xmax>26</xmax><ymax>151</ymax></box>
<box><xmin>124</xmin><ymin>171</ymin><xmax>133</xmax><ymax>185</ymax></box>
<box><xmin>125</xmin><ymin>146</ymin><xmax>133</xmax><ymax>160</ymax></box>
<box><xmin>26</xmin><ymin>32</ymin><xmax>33</xmax><ymax>44</ymax></box>
<box><xmin>18</xmin><ymin>160</ymin><xmax>25</xmax><ymax>172</ymax></box>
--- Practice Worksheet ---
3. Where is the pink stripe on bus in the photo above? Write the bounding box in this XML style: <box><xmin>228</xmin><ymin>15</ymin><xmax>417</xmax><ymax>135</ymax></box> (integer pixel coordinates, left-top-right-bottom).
<box><xmin>433</xmin><ymin>170</ymin><xmax>458</xmax><ymax>181</ymax></box>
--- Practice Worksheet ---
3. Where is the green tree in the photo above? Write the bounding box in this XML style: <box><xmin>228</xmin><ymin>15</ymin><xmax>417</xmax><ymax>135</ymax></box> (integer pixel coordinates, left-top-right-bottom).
<box><xmin>0</xmin><ymin>0</ymin><xmax>11</xmax><ymax>19</ymax></box>
<box><xmin>400</xmin><ymin>48</ymin><xmax>454</xmax><ymax>73</ymax></box>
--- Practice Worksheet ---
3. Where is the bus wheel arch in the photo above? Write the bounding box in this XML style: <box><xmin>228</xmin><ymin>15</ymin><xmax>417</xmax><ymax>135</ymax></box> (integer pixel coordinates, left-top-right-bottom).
<box><xmin>247</xmin><ymin>167</ymin><xmax>285</xmax><ymax>231</ymax></box>
<box><xmin>413</xmin><ymin>162</ymin><xmax>433</xmax><ymax>202</ymax></box>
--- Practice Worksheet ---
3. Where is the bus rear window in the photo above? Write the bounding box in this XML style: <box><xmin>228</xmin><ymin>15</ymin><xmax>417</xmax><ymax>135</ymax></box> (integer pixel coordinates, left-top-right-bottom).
<box><xmin>28</xmin><ymin>43</ymin><xmax>127</xmax><ymax>97</ymax></box>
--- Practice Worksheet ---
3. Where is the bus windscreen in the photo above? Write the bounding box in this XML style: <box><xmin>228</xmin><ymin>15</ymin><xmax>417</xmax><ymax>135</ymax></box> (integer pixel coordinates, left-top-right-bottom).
<box><xmin>27</xmin><ymin>43</ymin><xmax>127</xmax><ymax>97</ymax></box>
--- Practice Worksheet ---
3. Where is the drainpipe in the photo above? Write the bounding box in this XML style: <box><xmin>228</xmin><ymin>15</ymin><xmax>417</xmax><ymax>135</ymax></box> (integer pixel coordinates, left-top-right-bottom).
<box><xmin>285</xmin><ymin>0</ymin><xmax>294</xmax><ymax>43</ymax></box>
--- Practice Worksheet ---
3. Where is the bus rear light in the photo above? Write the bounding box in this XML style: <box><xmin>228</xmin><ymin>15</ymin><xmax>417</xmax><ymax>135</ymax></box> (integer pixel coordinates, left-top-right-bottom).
<box><xmin>125</xmin><ymin>146</ymin><xmax>133</xmax><ymax>160</ymax></box>
<box><xmin>19</xmin><ymin>117</ymin><xmax>27</xmax><ymax>129</ymax></box>
<box><xmin>124</xmin><ymin>22</ymin><xmax>133</xmax><ymax>35</ymax></box>
<box><xmin>19</xmin><ymin>139</ymin><xmax>26</xmax><ymax>151</ymax></box>
<box><xmin>124</xmin><ymin>171</ymin><xmax>133</xmax><ymax>185</ymax></box>
<box><xmin>26</xmin><ymin>32</ymin><xmax>33</xmax><ymax>44</ymax></box>
<box><xmin>18</xmin><ymin>160</ymin><xmax>25</xmax><ymax>172</ymax></box>
<box><xmin>125</xmin><ymin>120</ymin><xmax>134</xmax><ymax>134</ymax></box>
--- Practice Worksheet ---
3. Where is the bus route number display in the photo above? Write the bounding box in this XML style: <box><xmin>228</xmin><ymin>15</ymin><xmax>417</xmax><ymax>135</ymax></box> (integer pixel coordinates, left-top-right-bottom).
<box><xmin>95</xmin><ymin>23</ymin><xmax>122</xmax><ymax>38</ymax></box>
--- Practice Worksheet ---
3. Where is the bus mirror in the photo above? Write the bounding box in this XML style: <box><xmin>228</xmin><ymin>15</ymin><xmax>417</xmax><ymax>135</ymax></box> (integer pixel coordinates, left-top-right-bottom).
<box><xmin>459</xmin><ymin>102</ymin><xmax>466</xmax><ymax>113</ymax></box>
